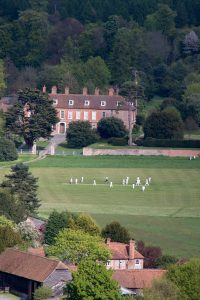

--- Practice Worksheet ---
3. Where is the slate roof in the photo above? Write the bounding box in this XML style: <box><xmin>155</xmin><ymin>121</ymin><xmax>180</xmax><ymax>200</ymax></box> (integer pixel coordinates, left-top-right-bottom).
<box><xmin>113</xmin><ymin>269</ymin><xmax>166</xmax><ymax>289</ymax></box>
<box><xmin>107</xmin><ymin>242</ymin><xmax>144</xmax><ymax>260</ymax></box>
<box><xmin>0</xmin><ymin>249</ymin><xmax>68</xmax><ymax>283</ymax></box>
<box><xmin>49</xmin><ymin>93</ymin><xmax>135</xmax><ymax>111</ymax></box>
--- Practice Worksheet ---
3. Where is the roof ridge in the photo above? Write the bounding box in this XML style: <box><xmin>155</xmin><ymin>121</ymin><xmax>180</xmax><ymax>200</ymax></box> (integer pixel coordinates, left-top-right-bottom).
<box><xmin>8</xmin><ymin>248</ymin><xmax>59</xmax><ymax>263</ymax></box>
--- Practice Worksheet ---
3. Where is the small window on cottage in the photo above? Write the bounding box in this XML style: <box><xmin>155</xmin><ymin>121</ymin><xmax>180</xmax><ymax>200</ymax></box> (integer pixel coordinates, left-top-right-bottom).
<box><xmin>136</xmin><ymin>259</ymin><xmax>140</xmax><ymax>264</ymax></box>
<box><xmin>101</xmin><ymin>101</ymin><xmax>106</xmax><ymax>106</ymax></box>
<box><xmin>68</xmin><ymin>111</ymin><xmax>72</xmax><ymax>120</ymax></box>
<box><xmin>106</xmin><ymin>260</ymin><xmax>111</xmax><ymax>266</ymax></box>
<box><xmin>76</xmin><ymin>111</ymin><xmax>80</xmax><ymax>120</ymax></box>
<box><xmin>102</xmin><ymin>112</ymin><xmax>106</xmax><ymax>118</ymax></box>
<box><xmin>60</xmin><ymin>110</ymin><xmax>64</xmax><ymax>119</ymax></box>
<box><xmin>69</xmin><ymin>100</ymin><xmax>74</xmax><ymax>105</ymax></box>
<box><xmin>84</xmin><ymin>100</ymin><xmax>90</xmax><ymax>106</ymax></box>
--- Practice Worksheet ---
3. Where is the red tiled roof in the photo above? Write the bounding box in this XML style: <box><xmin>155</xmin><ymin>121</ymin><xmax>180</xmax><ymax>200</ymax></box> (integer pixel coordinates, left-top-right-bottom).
<box><xmin>0</xmin><ymin>249</ymin><xmax>68</xmax><ymax>282</ymax></box>
<box><xmin>113</xmin><ymin>269</ymin><xmax>166</xmax><ymax>289</ymax></box>
<box><xmin>49</xmin><ymin>93</ymin><xmax>135</xmax><ymax>111</ymax></box>
<box><xmin>107</xmin><ymin>242</ymin><xmax>144</xmax><ymax>260</ymax></box>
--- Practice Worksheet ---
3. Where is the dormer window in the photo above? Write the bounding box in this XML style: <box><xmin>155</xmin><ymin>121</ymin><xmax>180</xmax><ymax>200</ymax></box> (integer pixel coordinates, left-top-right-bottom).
<box><xmin>69</xmin><ymin>100</ymin><xmax>74</xmax><ymax>106</ymax></box>
<box><xmin>53</xmin><ymin>98</ymin><xmax>58</xmax><ymax>105</ymax></box>
<box><xmin>84</xmin><ymin>100</ymin><xmax>90</xmax><ymax>106</ymax></box>
<box><xmin>101</xmin><ymin>101</ymin><xmax>106</xmax><ymax>106</ymax></box>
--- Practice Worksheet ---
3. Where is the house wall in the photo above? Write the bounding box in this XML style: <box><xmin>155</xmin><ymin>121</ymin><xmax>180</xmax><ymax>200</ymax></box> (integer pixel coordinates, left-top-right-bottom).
<box><xmin>54</xmin><ymin>108</ymin><xmax>136</xmax><ymax>134</ymax></box>
<box><xmin>107</xmin><ymin>259</ymin><xmax>143</xmax><ymax>270</ymax></box>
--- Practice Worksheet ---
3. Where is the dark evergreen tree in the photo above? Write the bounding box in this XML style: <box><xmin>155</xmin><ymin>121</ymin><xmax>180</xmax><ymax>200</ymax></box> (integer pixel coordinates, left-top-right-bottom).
<box><xmin>0</xmin><ymin>137</ymin><xmax>18</xmax><ymax>161</ymax></box>
<box><xmin>97</xmin><ymin>117</ymin><xmax>127</xmax><ymax>139</ymax></box>
<box><xmin>6</xmin><ymin>88</ymin><xmax>59</xmax><ymax>147</ymax></box>
<box><xmin>102</xmin><ymin>221</ymin><xmax>131</xmax><ymax>244</ymax></box>
<box><xmin>1</xmin><ymin>163</ymin><xmax>40</xmax><ymax>216</ymax></box>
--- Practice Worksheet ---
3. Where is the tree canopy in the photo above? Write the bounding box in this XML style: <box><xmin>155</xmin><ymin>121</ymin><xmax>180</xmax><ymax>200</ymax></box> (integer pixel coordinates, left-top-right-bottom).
<box><xmin>101</xmin><ymin>221</ymin><xmax>131</xmax><ymax>244</ymax></box>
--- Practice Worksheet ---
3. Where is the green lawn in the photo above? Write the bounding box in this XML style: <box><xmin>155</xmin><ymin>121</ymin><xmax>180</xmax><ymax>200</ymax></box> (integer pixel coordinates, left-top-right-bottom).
<box><xmin>1</xmin><ymin>155</ymin><xmax>200</xmax><ymax>258</ymax></box>
<box><xmin>0</xmin><ymin>154</ymin><xmax>37</xmax><ymax>167</ymax></box>
<box><xmin>56</xmin><ymin>142</ymin><xmax>83</xmax><ymax>155</ymax></box>
<box><xmin>0</xmin><ymin>293</ymin><xmax>20</xmax><ymax>299</ymax></box>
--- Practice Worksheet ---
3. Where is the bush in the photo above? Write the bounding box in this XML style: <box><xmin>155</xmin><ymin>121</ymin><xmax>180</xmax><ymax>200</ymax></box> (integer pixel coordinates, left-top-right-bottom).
<box><xmin>97</xmin><ymin>116</ymin><xmax>127</xmax><ymax>139</ymax></box>
<box><xmin>34</xmin><ymin>286</ymin><xmax>52</xmax><ymax>300</ymax></box>
<box><xmin>135</xmin><ymin>138</ymin><xmax>200</xmax><ymax>148</ymax></box>
<box><xmin>66</xmin><ymin>121</ymin><xmax>98</xmax><ymax>148</ymax></box>
<box><xmin>108</xmin><ymin>137</ymin><xmax>128</xmax><ymax>146</ymax></box>
<box><xmin>0</xmin><ymin>137</ymin><xmax>18</xmax><ymax>161</ymax></box>
<box><xmin>136</xmin><ymin>114</ymin><xmax>145</xmax><ymax>126</ymax></box>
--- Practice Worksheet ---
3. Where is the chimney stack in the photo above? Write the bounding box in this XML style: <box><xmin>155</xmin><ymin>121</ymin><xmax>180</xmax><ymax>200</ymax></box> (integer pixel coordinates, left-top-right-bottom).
<box><xmin>51</xmin><ymin>86</ymin><xmax>57</xmax><ymax>95</ymax></box>
<box><xmin>65</xmin><ymin>86</ymin><xmax>69</xmax><ymax>95</ymax></box>
<box><xmin>129</xmin><ymin>240</ymin><xmax>135</xmax><ymax>260</ymax></box>
<box><xmin>42</xmin><ymin>85</ymin><xmax>46</xmax><ymax>93</ymax></box>
<box><xmin>83</xmin><ymin>87</ymin><xmax>88</xmax><ymax>96</ymax></box>
<box><xmin>106</xmin><ymin>238</ymin><xmax>111</xmax><ymax>245</ymax></box>
<box><xmin>95</xmin><ymin>87</ymin><xmax>100</xmax><ymax>96</ymax></box>
<box><xmin>108</xmin><ymin>87</ymin><xmax>114</xmax><ymax>96</ymax></box>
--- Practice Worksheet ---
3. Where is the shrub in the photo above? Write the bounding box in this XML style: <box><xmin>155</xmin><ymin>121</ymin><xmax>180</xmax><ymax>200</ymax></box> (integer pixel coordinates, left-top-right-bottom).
<box><xmin>102</xmin><ymin>221</ymin><xmax>131</xmax><ymax>243</ymax></box>
<box><xmin>108</xmin><ymin>137</ymin><xmax>128</xmax><ymax>146</ymax></box>
<box><xmin>34</xmin><ymin>286</ymin><xmax>52</xmax><ymax>300</ymax></box>
<box><xmin>66</xmin><ymin>121</ymin><xmax>98</xmax><ymax>148</ymax></box>
<box><xmin>97</xmin><ymin>116</ymin><xmax>127</xmax><ymax>139</ymax></box>
<box><xmin>136</xmin><ymin>114</ymin><xmax>145</xmax><ymax>126</ymax></box>
<box><xmin>0</xmin><ymin>225</ymin><xmax>22</xmax><ymax>253</ymax></box>
<box><xmin>0</xmin><ymin>137</ymin><xmax>18</xmax><ymax>161</ymax></box>
<box><xmin>135</xmin><ymin>138</ymin><xmax>200</xmax><ymax>148</ymax></box>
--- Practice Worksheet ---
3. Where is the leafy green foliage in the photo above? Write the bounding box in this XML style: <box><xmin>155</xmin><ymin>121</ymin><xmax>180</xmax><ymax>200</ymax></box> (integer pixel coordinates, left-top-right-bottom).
<box><xmin>167</xmin><ymin>259</ymin><xmax>200</xmax><ymax>300</ymax></box>
<box><xmin>0</xmin><ymin>60</ymin><xmax>6</xmax><ymax>95</ymax></box>
<box><xmin>66</xmin><ymin>259</ymin><xmax>122</xmax><ymax>300</ymax></box>
<box><xmin>47</xmin><ymin>229</ymin><xmax>110</xmax><ymax>264</ymax></box>
<box><xmin>44</xmin><ymin>210</ymin><xmax>74</xmax><ymax>245</ymax></box>
<box><xmin>101</xmin><ymin>221</ymin><xmax>131</xmax><ymax>243</ymax></box>
<box><xmin>72</xmin><ymin>213</ymin><xmax>101</xmax><ymax>236</ymax></box>
<box><xmin>144</xmin><ymin>110</ymin><xmax>184</xmax><ymax>139</ymax></box>
<box><xmin>155</xmin><ymin>255</ymin><xmax>178</xmax><ymax>269</ymax></box>
<box><xmin>97</xmin><ymin>117</ymin><xmax>127</xmax><ymax>139</ymax></box>
<box><xmin>66</xmin><ymin>121</ymin><xmax>98</xmax><ymax>148</ymax></box>
<box><xmin>0</xmin><ymin>137</ymin><xmax>18</xmax><ymax>161</ymax></box>
<box><xmin>0</xmin><ymin>215</ymin><xmax>16</xmax><ymax>229</ymax></box>
<box><xmin>6</xmin><ymin>88</ymin><xmax>59</xmax><ymax>147</ymax></box>
<box><xmin>34</xmin><ymin>286</ymin><xmax>52</xmax><ymax>300</ymax></box>
<box><xmin>1</xmin><ymin>163</ymin><xmax>40</xmax><ymax>216</ymax></box>
<box><xmin>0</xmin><ymin>225</ymin><xmax>22</xmax><ymax>253</ymax></box>
<box><xmin>144</xmin><ymin>277</ymin><xmax>182</xmax><ymax>300</ymax></box>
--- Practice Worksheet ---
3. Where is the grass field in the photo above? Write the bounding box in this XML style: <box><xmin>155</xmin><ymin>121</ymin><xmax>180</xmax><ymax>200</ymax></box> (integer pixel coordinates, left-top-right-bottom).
<box><xmin>1</xmin><ymin>155</ymin><xmax>200</xmax><ymax>258</ymax></box>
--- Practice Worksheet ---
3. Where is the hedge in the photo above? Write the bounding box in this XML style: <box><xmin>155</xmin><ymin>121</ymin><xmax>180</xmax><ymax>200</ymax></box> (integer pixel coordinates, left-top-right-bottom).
<box><xmin>108</xmin><ymin>137</ymin><xmax>128</xmax><ymax>146</ymax></box>
<box><xmin>0</xmin><ymin>137</ymin><xmax>18</xmax><ymax>161</ymax></box>
<box><xmin>135</xmin><ymin>138</ymin><xmax>200</xmax><ymax>148</ymax></box>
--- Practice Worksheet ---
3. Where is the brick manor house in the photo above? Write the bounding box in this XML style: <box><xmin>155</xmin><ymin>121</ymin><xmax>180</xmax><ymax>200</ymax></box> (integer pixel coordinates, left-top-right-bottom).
<box><xmin>46</xmin><ymin>86</ymin><xmax>137</xmax><ymax>134</ymax></box>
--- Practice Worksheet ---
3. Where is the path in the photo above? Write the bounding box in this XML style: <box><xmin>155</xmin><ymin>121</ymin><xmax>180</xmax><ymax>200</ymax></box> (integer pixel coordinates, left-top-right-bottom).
<box><xmin>39</xmin><ymin>134</ymin><xmax>66</xmax><ymax>156</ymax></box>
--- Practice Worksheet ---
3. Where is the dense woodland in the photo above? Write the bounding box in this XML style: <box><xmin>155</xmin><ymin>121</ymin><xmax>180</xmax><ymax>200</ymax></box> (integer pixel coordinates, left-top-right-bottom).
<box><xmin>0</xmin><ymin>0</ymin><xmax>200</xmax><ymax>127</ymax></box>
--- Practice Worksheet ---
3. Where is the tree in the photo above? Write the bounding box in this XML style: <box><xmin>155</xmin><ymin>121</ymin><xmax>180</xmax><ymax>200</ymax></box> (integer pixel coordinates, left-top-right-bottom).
<box><xmin>97</xmin><ymin>117</ymin><xmax>127</xmax><ymax>139</ymax></box>
<box><xmin>73</xmin><ymin>213</ymin><xmax>100</xmax><ymax>236</ymax></box>
<box><xmin>6</xmin><ymin>88</ymin><xmax>58</xmax><ymax>147</ymax></box>
<box><xmin>66</xmin><ymin>120</ymin><xmax>98</xmax><ymax>148</ymax></box>
<box><xmin>0</xmin><ymin>188</ymin><xmax>25</xmax><ymax>223</ymax></box>
<box><xmin>66</xmin><ymin>259</ymin><xmax>122</xmax><ymax>300</ymax></box>
<box><xmin>0</xmin><ymin>137</ymin><xmax>18</xmax><ymax>161</ymax></box>
<box><xmin>34</xmin><ymin>286</ymin><xmax>52</xmax><ymax>300</ymax></box>
<box><xmin>47</xmin><ymin>229</ymin><xmax>110</xmax><ymax>264</ymax></box>
<box><xmin>143</xmin><ymin>110</ymin><xmax>184</xmax><ymax>139</ymax></box>
<box><xmin>143</xmin><ymin>277</ymin><xmax>182</xmax><ymax>300</ymax></box>
<box><xmin>0</xmin><ymin>59</ymin><xmax>6</xmax><ymax>96</ymax></box>
<box><xmin>101</xmin><ymin>221</ymin><xmax>131</xmax><ymax>244</ymax></box>
<box><xmin>137</xmin><ymin>240</ymin><xmax>162</xmax><ymax>268</ymax></box>
<box><xmin>0</xmin><ymin>215</ymin><xmax>15</xmax><ymax>229</ymax></box>
<box><xmin>1</xmin><ymin>163</ymin><xmax>40</xmax><ymax>216</ymax></box>
<box><xmin>155</xmin><ymin>255</ymin><xmax>178</xmax><ymax>269</ymax></box>
<box><xmin>167</xmin><ymin>259</ymin><xmax>200</xmax><ymax>300</ymax></box>
<box><xmin>44</xmin><ymin>210</ymin><xmax>74</xmax><ymax>245</ymax></box>
<box><xmin>0</xmin><ymin>225</ymin><xmax>22</xmax><ymax>253</ymax></box>
<box><xmin>17</xmin><ymin>220</ymin><xmax>41</xmax><ymax>246</ymax></box>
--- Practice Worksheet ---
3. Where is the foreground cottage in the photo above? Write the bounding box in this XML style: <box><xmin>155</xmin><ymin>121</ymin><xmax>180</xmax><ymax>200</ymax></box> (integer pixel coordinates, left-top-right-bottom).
<box><xmin>0</xmin><ymin>249</ymin><xmax>72</xmax><ymax>299</ymax></box>
<box><xmin>106</xmin><ymin>238</ymin><xmax>144</xmax><ymax>270</ymax></box>
<box><xmin>113</xmin><ymin>269</ymin><xmax>166</xmax><ymax>296</ymax></box>
<box><xmin>47</xmin><ymin>86</ymin><xmax>136</xmax><ymax>134</ymax></box>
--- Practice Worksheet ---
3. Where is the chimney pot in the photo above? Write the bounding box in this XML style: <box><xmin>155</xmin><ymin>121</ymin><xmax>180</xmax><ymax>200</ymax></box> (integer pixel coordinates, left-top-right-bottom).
<box><xmin>129</xmin><ymin>240</ymin><xmax>135</xmax><ymax>260</ymax></box>
<box><xmin>51</xmin><ymin>86</ymin><xmax>57</xmax><ymax>95</ymax></box>
<box><xmin>95</xmin><ymin>87</ymin><xmax>100</xmax><ymax>96</ymax></box>
<box><xmin>65</xmin><ymin>86</ymin><xmax>69</xmax><ymax>95</ymax></box>
<box><xmin>83</xmin><ymin>87</ymin><xmax>88</xmax><ymax>96</ymax></box>
<box><xmin>108</xmin><ymin>87</ymin><xmax>114</xmax><ymax>96</ymax></box>
<box><xmin>42</xmin><ymin>85</ymin><xmax>46</xmax><ymax>93</ymax></box>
